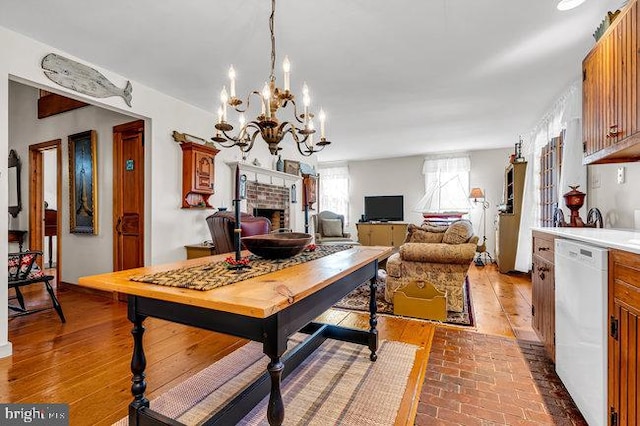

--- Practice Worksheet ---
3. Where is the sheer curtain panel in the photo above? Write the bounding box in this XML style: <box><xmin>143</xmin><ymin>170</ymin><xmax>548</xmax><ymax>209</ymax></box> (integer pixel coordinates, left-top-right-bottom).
<box><xmin>318</xmin><ymin>165</ymin><xmax>350</xmax><ymax>224</ymax></box>
<box><xmin>415</xmin><ymin>155</ymin><xmax>471</xmax><ymax>213</ymax></box>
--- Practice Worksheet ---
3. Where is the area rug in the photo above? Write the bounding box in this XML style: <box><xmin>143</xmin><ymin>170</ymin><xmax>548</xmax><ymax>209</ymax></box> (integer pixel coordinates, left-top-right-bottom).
<box><xmin>114</xmin><ymin>334</ymin><xmax>418</xmax><ymax>425</ymax></box>
<box><xmin>333</xmin><ymin>276</ymin><xmax>474</xmax><ymax>326</ymax></box>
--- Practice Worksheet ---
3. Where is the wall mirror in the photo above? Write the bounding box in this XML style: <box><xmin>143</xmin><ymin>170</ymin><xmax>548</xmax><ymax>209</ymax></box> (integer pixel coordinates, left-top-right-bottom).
<box><xmin>8</xmin><ymin>149</ymin><xmax>22</xmax><ymax>218</ymax></box>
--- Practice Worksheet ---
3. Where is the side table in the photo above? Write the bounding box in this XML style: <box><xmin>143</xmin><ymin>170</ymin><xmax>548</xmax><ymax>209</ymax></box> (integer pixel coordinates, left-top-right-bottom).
<box><xmin>8</xmin><ymin>229</ymin><xmax>27</xmax><ymax>252</ymax></box>
<box><xmin>184</xmin><ymin>243</ymin><xmax>216</xmax><ymax>259</ymax></box>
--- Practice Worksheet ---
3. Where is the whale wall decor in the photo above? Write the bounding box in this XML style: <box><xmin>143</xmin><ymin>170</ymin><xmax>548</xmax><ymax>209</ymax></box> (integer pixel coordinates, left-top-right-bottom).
<box><xmin>41</xmin><ymin>53</ymin><xmax>133</xmax><ymax>107</ymax></box>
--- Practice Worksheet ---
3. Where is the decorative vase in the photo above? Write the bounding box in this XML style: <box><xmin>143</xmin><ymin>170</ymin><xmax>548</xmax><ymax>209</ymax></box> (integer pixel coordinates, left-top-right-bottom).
<box><xmin>276</xmin><ymin>155</ymin><xmax>284</xmax><ymax>172</ymax></box>
<box><xmin>563</xmin><ymin>185</ymin><xmax>586</xmax><ymax>227</ymax></box>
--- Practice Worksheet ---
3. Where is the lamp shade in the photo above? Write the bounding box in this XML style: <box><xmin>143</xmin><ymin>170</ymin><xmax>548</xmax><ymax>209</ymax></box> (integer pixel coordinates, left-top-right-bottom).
<box><xmin>469</xmin><ymin>188</ymin><xmax>485</xmax><ymax>199</ymax></box>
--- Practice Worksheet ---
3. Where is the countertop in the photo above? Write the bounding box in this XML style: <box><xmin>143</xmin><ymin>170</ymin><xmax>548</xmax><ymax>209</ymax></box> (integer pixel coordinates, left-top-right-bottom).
<box><xmin>532</xmin><ymin>226</ymin><xmax>640</xmax><ymax>255</ymax></box>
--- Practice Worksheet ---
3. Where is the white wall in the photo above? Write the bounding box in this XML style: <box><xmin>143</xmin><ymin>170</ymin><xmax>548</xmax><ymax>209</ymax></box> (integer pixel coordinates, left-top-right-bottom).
<box><xmin>9</xmin><ymin>81</ymin><xmax>134</xmax><ymax>282</ymax></box>
<box><xmin>588</xmin><ymin>162</ymin><xmax>640</xmax><ymax>229</ymax></box>
<box><xmin>344</xmin><ymin>147</ymin><xmax>512</xmax><ymax>257</ymax></box>
<box><xmin>0</xmin><ymin>25</ymin><xmax>314</xmax><ymax>357</ymax></box>
<box><xmin>469</xmin><ymin>148</ymin><xmax>513</xmax><ymax>257</ymax></box>
<box><xmin>348</xmin><ymin>156</ymin><xmax>425</xmax><ymax>234</ymax></box>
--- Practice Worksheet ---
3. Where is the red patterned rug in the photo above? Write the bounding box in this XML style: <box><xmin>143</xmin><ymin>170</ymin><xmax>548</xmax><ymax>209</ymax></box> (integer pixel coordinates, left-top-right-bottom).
<box><xmin>334</xmin><ymin>277</ymin><xmax>474</xmax><ymax>326</ymax></box>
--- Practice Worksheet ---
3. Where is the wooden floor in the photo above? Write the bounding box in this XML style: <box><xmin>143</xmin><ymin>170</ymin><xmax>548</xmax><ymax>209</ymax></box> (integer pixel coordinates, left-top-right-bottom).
<box><xmin>1</xmin><ymin>263</ymin><xmax>533</xmax><ymax>425</ymax></box>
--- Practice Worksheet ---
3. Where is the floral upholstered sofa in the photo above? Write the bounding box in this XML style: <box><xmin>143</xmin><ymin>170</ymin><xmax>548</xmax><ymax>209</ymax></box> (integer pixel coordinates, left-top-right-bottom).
<box><xmin>385</xmin><ymin>220</ymin><xmax>478</xmax><ymax>313</ymax></box>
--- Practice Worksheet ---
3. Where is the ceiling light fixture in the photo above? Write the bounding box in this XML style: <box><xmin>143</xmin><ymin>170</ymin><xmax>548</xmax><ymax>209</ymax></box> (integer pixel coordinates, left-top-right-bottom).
<box><xmin>557</xmin><ymin>0</ymin><xmax>587</xmax><ymax>11</ymax></box>
<box><xmin>212</xmin><ymin>0</ymin><xmax>331</xmax><ymax>157</ymax></box>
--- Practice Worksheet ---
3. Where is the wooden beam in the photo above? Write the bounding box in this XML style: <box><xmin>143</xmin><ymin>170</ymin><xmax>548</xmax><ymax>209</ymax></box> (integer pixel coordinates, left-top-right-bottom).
<box><xmin>38</xmin><ymin>93</ymin><xmax>89</xmax><ymax>119</ymax></box>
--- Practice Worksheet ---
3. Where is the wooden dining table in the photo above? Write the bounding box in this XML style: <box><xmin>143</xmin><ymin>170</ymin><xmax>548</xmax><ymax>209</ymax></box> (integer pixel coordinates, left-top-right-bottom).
<box><xmin>78</xmin><ymin>245</ymin><xmax>392</xmax><ymax>426</ymax></box>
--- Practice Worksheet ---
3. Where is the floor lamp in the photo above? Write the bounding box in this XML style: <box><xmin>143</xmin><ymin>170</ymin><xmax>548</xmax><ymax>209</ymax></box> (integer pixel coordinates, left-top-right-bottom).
<box><xmin>469</xmin><ymin>188</ymin><xmax>492</xmax><ymax>266</ymax></box>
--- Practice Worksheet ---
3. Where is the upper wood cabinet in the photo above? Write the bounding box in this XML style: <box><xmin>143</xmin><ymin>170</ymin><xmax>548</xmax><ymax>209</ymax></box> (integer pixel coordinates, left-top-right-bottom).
<box><xmin>583</xmin><ymin>1</ymin><xmax>640</xmax><ymax>164</ymax></box>
<box><xmin>180</xmin><ymin>142</ymin><xmax>220</xmax><ymax>208</ymax></box>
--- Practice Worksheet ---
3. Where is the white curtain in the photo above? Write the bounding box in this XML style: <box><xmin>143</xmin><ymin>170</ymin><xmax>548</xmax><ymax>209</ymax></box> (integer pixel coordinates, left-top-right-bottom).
<box><xmin>514</xmin><ymin>82</ymin><xmax>581</xmax><ymax>272</ymax></box>
<box><xmin>558</xmin><ymin>87</ymin><xmax>587</xmax><ymax>218</ymax></box>
<box><xmin>318</xmin><ymin>165</ymin><xmax>350</xmax><ymax>224</ymax></box>
<box><xmin>415</xmin><ymin>155</ymin><xmax>471</xmax><ymax>212</ymax></box>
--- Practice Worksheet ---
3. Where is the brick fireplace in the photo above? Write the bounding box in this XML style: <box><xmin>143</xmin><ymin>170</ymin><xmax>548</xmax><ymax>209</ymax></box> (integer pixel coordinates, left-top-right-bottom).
<box><xmin>246</xmin><ymin>181</ymin><xmax>290</xmax><ymax>230</ymax></box>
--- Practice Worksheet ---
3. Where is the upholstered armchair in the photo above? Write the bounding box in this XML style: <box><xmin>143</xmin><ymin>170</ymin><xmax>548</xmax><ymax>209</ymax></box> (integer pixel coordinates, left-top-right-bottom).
<box><xmin>385</xmin><ymin>220</ymin><xmax>478</xmax><ymax>313</ymax></box>
<box><xmin>312</xmin><ymin>211</ymin><xmax>353</xmax><ymax>244</ymax></box>
<box><xmin>205</xmin><ymin>211</ymin><xmax>271</xmax><ymax>255</ymax></box>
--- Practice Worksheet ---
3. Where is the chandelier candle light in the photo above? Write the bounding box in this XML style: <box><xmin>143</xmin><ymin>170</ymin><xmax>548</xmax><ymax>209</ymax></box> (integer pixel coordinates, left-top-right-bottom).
<box><xmin>212</xmin><ymin>0</ymin><xmax>332</xmax><ymax>157</ymax></box>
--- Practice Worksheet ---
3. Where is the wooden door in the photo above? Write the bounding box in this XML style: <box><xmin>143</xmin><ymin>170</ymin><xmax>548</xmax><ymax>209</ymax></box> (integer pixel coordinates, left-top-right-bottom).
<box><xmin>113</xmin><ymin>120</ymin><xmax>145</xmax><ymax>271</ymax></box>
<box><xmin>391</xmin><ymin>224</ymin><xmax>408</xmax><ymax>248</ymax></box>
<box><xmin>369</xmin><ymin>225</ymin><xmax>390</xmax><ymax>246</ymax></box>
<box><xmin>356</xmin><ymin>224</ymin><xmax>371</xmax><ymax>245</ymax></box>
<box><xmin>609</xmin><ymin>249</ymin><xmax>640</xmax><ymax>426</ymax></box>
<box><xmin>540</xmin><ymin>261</ymin><xmax>555</xmax><ymax>362</ymax></box>
<box><xmin>194</xmin><ymin>150</ymin><xmax>213</xmax><ymax>192</ymax></box>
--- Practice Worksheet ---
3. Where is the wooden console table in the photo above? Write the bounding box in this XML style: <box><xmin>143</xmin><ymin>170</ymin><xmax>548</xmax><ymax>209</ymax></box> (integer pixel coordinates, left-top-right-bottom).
<box><xmin>184</xmin><ymin>243</ymin><xmax>216</xmax><ymax>259</ymax></box>
<box><xmin>356</xmin><ymin>222</ymin><xmax>408</xmax><ymax>249</ymax></box>
<box><xmin>8</xmin><ymin>229</ymin><xmax>27</xmax><ymax>252</ymax></box>
<box><xmin>78</xmin><ymin>245</ymin><xmax>392</xmax><ymax>426</ymax></box>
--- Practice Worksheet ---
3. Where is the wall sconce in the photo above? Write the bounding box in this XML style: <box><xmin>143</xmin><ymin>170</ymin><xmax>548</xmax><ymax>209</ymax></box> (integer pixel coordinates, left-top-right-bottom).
<box><xmin>291</xmin><ymin>184</ymin><xmax>297</xmax><ymax>203</ymax></box>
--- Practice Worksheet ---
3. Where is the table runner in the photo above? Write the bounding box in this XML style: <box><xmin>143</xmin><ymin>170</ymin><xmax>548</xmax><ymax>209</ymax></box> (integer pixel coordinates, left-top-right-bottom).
<box><xmin>129</xmin><ymin>245</ymin><xmax>352</xmax><ymax>291</ymax></box>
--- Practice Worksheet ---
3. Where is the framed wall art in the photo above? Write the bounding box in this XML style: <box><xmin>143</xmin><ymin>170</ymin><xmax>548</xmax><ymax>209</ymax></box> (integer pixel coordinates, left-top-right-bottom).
<box><xmin>68</xmin><ymin>130</ymin><xmax>98</xmax><ymax>234</ymax></box>
<box><xmin>283</xmin><ymin>159</ymin><xmax>300</xmax><ymax>176</ymax></box>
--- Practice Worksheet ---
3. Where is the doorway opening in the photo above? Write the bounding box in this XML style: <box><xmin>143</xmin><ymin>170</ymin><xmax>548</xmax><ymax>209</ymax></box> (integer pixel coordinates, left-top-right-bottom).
<box><xmin>29</xmin><ymin>140</ymin><xmax>62</xmax><ymax>284</ymax></box>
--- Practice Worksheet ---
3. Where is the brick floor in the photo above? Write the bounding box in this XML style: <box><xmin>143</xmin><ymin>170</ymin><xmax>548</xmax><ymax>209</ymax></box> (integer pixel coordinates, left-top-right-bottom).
<box><xmin>415</xmin><ymin>327</ymin><xmax>587</xmax><ymax>425</ymax></box>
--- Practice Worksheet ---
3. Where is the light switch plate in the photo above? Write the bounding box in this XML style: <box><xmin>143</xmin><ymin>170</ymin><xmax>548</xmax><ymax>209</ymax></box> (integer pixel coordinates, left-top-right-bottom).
<box><xmin>617</xmin><ymin>167</ymin><xmax>625</xmax><ymax>184</ymax></box>
<box><xmin>591</xmin><ymin>171</ymin><xmax>601</xmax><ymax>188</ymax></box>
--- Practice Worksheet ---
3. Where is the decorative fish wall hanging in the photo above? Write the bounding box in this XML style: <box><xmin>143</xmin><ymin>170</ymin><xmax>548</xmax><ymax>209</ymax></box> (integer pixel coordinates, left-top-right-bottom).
<box><xmin>41</xmin><ymin>53</ymin><xmax>133</xmax><ymax>107</ymax></box>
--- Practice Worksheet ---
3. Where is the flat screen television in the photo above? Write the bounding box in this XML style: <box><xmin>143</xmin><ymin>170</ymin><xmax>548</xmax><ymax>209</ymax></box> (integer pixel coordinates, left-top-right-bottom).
<box><xmin>364</xmin><ymin>195</ymin><xmax>404</xmax><ymax>222</ymax></box>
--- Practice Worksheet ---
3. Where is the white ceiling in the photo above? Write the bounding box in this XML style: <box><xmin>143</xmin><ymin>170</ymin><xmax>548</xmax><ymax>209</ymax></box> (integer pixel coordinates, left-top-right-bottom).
<box><xmin>0</xmin><ymin>0</ymin><xmax>623</xmax><ymax>162</ymax></box>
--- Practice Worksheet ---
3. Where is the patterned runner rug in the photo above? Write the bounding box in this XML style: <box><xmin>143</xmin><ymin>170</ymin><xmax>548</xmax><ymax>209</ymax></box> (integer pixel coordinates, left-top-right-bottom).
<box><xmin>114</xmin><ymin>334</ymin><xmax>418</xmax><ymax>425</ymax></box>
<box><xmin>129</xmin><ymin>244</ymin><xmax>351</xmax><ymax>291</ymax></box>
<box><xmin>334</xmin><ymin>276</ymin><xmax>474</xmax><ymax>326</ymax></box>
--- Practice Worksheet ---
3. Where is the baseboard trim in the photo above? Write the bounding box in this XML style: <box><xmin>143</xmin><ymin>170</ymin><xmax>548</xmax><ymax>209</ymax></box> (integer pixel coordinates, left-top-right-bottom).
<box><xmin>59</xmin><ymin>281</ymin><xmax>117</xmax><ymax>300</ymax></box>
<box><xmin>0</xmin><ymin>341</ymin><xmax>13</xmax><ymax>359</ymax></box>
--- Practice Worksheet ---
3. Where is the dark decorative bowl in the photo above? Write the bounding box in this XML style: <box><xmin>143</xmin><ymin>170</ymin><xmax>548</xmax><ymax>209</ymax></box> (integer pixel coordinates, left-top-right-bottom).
<box><xmin>241</xmin><ymin>233</ymin><xmax>313</xmax><ymax>260</ymax></box>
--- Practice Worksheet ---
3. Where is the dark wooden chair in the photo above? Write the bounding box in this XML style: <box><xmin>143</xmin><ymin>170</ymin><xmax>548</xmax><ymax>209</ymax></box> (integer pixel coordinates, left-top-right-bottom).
<box><xmin>8</xmin><ymin>251</ymin><xmax>65</xmax><ymax>322</ymax></box>
<box><xmin>205</xmin><ymin>211</ymin><xmax>271</xmax><ymax>255</ymax></box>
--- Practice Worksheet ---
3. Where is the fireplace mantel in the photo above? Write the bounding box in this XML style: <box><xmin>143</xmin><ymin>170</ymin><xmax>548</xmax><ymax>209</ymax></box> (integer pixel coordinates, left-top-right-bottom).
<box><xmin>225</xmin><ymin>161</ymin><xmax>302</xmax><ymax>185</ymax></box>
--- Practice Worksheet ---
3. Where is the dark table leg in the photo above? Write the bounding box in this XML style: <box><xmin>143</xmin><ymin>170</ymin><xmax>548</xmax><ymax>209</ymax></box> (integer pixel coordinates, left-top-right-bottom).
<box><xmin>266</xmin><ymin>357</ymin><xmax>285</xmax><ymax>426</ymax></box>
<box><xmin>128</xmin><ymin>300</ymin><xmax>149</xmax><ymax>426</ymax></box>
<box><xmin>368</xmin><ymin>275</ymin><xmax>378</xmax><ymax>361</ymax></box>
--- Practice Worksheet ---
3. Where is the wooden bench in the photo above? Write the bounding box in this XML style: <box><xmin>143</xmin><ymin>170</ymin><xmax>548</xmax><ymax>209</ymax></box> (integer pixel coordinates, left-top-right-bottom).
<box><xmin>8</xmin><ymin>251</ymin><xmax>65</xmax><ymax>322</ymax></box>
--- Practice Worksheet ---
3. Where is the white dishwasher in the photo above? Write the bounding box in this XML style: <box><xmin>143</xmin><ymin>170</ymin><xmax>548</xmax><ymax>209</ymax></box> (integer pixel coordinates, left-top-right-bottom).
<box><xmin>555</xmin><ymin>238</ymin><xmax>608</xmax><ymax>426</ymax></box>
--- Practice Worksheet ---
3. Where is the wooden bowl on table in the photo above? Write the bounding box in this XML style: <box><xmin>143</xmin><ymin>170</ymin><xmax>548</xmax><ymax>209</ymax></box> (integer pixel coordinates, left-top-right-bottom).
<box><xmin>241</xmin><ymin>233</ymin><xmax>313</xmax><ymax>260</ymax></box>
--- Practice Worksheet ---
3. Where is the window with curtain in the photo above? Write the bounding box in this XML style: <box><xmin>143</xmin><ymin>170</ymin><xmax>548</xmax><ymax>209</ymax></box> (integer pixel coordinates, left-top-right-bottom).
<box><xmin>415</xmin><ymin>155</ymin><xmax>471</xmax><ymax>212</ymax></box>
<box><xmin>318</xmin><ymin>165</ymin><xmax>350</xmax><ymax>224</ymax></box>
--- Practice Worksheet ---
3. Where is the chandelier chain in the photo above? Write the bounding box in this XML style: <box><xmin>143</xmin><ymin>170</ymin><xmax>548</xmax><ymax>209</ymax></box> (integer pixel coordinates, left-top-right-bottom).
<box><xmin>212</xmin><ymin>0</ymin><xmax>332</xmax><ymax>157</ymax></box>
<box><xmin>269</xmin><ymin>0</ymin><xmax>276</xmax><ymax>82</ymax></box>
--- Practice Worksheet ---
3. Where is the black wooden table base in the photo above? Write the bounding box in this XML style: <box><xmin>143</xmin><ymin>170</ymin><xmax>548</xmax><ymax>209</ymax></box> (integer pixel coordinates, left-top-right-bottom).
<box><xmin>126</xmin><ymin>260</ymin><xmax>379</xmax><ymax>426</ymax></box>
